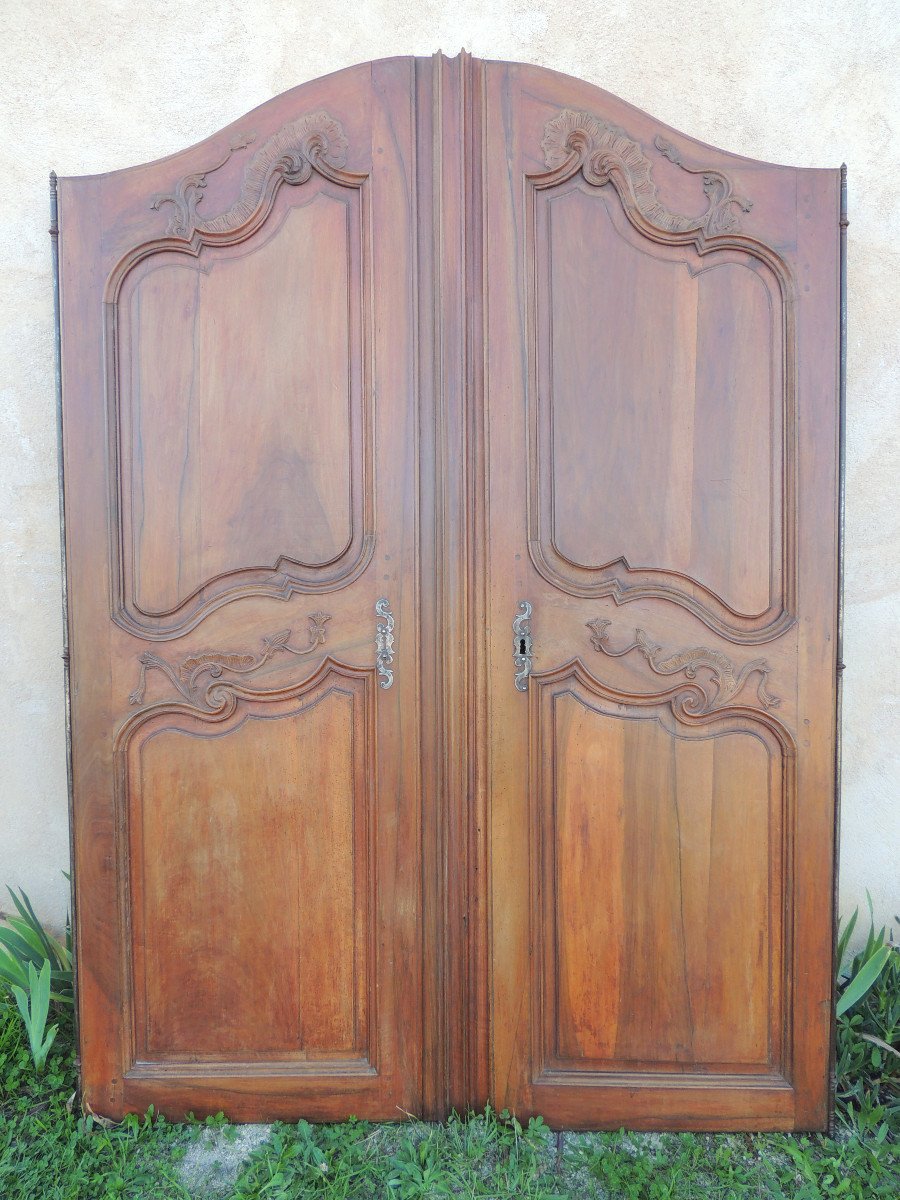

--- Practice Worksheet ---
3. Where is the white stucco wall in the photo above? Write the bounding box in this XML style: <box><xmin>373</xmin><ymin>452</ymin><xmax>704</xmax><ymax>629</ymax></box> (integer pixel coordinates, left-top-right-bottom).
<box><xmin>0</xmin><ymin>0</ymin><xmax>897</xmax><ymax>936</ymax></box>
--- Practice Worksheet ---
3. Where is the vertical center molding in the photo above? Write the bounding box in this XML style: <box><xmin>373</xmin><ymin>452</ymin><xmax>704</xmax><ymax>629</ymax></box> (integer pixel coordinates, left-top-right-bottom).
<box><xmin>415</xmin><ymin>51</ymin><xmax>489</xmax><ymax>1118</ymax></box>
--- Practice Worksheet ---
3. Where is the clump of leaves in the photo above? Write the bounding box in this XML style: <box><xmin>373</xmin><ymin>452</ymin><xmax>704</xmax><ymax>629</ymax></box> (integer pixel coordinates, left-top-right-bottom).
<box><xmin>231</xmin><ymin>1118</ymin><xmax>380</xmax><ymax>1198</ymax></box>
<box><xmin>0</xmin><ymin>884</ymin><xmax>73</xmax><ymax>1005</ymax></box>
<box><xmin>0</xmin><ymin>883</ymin><xmax>73</xmax><ymax>1075</ymax></box>
<box><xmin>834</xmin><ymin>898</ymin><xmax>899</xmax><ymax>1139</ymax></box>
<box><xmin>569</xmin><ymin>1127</ymin><xmax>899</xmax><ymax>1200</ymax></box>
<box><xmin>10</xmin><ymin>960</ymin><xmax>57</xmax><ymax>1074</ymax></box>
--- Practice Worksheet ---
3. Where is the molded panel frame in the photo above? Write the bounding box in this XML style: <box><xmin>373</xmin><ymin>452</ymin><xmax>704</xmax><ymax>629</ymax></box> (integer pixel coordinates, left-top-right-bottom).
<box><xmin>103</xmin><ymin>114</ymin><xmax>375</xmax><ymax>640</ymax></box>
<box><xmin>114</xmin><ymin>657</ymin><xmax>380</xmax><ymax>1084</ymax></box>
<box><xmin>524</xmin><ymin>109</ymin><xmax>798</xmax><ymax>644</ymax></box>
<box><xmin>528</xmin><ymin>658</ymin><xmax>797</xmax><ymax>1098</ymax></box>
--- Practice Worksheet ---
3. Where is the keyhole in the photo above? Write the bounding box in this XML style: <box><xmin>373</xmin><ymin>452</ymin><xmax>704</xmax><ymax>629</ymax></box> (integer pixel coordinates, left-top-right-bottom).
<box><xmin>519</xmin><ymin>638</ymin><xmax>528</xmax><ymax>656</ymax></box>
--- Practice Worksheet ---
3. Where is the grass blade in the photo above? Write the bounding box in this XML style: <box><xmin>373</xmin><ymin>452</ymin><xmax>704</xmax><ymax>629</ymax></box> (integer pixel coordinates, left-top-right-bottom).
<box><xmin>860</xmin><ymin>1032</ymin><xmax>900</xmax><ymax>1059</ymax></box>
<box><xmin>32</xmin><ymin>959</ymin><xmax>51</xmax><ymax>1038</ymax></box>
<box><xmin>6</xmin><ymin>915</ymin><xmax>48</xmax><ymax>958</ymax></box>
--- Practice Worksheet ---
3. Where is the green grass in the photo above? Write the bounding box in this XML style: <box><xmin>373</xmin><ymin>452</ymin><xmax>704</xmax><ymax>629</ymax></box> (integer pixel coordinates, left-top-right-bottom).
<box><xmin>227</xmin><ymin>1114</ymin><xmax>899</xmax><ymax>1199</ymax></box>
<box><xmin>0</xmin><ymin>993</ymin><xmax>897</xmax><ymax>1199</ymax></box>
<box><xmin>0</xmin><ymin>1000</ymin><xmax>195</xmax><ymax>1198</ymax></box>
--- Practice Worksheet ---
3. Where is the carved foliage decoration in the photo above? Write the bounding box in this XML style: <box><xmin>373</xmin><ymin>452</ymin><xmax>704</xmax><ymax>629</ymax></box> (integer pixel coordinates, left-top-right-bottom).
<box><xmin>150</xmin><ymin>111</ymin><xmax>351</xmax><ymax>239</ymax></box>
<box><xmin>585</xmin><ymin>618</ymin><xmax>781</xmax><ymax>715</ymax></box>
<box><xmin>540</xmin><ymin>110</ymin><xmax>753</xmax><ymax>239</ymax></box>
<box><xmin>526</xmin><ymin>108</ymin><xmax>797</xmax><ymax>645</ymax></box>
<box><xmin>128</xmin><ymin>611</ymin><xmax>331</xmax><ymax>711</ymax></box>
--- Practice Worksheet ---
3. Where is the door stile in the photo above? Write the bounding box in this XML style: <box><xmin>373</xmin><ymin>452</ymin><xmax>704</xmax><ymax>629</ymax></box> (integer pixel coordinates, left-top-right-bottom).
<box><xmin>461</xmin><ymin>51</ymin><xmax>491</xmax><ymax>1114</ymax></box>
<box><xmin>788</xmin><ymin>168</ymin><xmax>843</xmax><ymax>1130</ymax></box>
<box><xmin>415</xmin><ymin>50</ymin><xmax>490</xmax><ymax>1120</ymax></box>
<box><xmin>414</xmin><ymin>49</ymin><xmax>446</xmax><ymax>1121</ymax></box>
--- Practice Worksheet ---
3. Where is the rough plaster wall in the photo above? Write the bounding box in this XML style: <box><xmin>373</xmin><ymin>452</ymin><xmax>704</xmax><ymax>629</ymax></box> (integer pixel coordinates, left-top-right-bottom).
<box><xmin>0</xmin><ymin>0</ymin><xmax>897</xmax><ymax>935</ymax></box>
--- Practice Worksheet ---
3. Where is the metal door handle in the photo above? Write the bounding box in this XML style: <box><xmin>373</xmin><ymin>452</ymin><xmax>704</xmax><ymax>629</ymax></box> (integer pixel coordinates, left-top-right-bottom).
<box><xmin>375</xmin><ymin>597</ymin><xmax>395</xmax><ymax>689</ymax></box>
<box><xmin>513</xmin><ymin>600</ymin><xmax>533</xmax><ymax>691</ymax></box>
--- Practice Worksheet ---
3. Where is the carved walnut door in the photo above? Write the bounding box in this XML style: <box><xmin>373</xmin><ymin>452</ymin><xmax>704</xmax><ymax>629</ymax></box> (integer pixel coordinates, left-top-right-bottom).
<box><xmin>480</xmin><ymin>61</ymin><xmax>840</xmax><ymax>1130</ymax></box>
<box><xmin>60</xmin><ymin>60</ymin><xmax>424</xmax><ymax>1122</ymax></box>
<box><xmin>59</xmin><ymin>54</ymin><xmax>840</xmax><ymax>1128</ymax></box>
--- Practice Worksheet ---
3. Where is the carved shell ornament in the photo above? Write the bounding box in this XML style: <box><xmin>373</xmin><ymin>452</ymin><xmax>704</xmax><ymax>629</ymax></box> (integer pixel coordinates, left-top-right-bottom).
<box><xmin>540</xmin><ymin>109</ymin><xmax>752</xmax><ymax>238</ymax></box>
<box><xmin>151</xmin><ymin>109</ymin><xmax>351</xmax><ymax>239</ymax></box>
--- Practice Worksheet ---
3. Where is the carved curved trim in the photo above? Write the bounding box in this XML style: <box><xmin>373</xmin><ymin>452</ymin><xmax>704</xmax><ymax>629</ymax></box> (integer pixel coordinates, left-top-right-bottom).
<box><xmin>526</xmin><ymin>109</ymin><xmax>797</xmax><ymax>645</ymax></box>
<box><xmin>103</xmin><ymin>111</ymin><xmax>374</xmax><ymax>639</ymax></box>
<box><xmin>150</xmin><ymin>111</ymin><xmax>350</xmax><ymax>239</ymax></box>
<box><xmin>541</xmin><ymin>110</ymin><xmax>753</xmax><ymax>238</ymax></box>
<box><xmin>127</xmin><ymin>611</ymin><xmax>331</xmax><ymax>710</ymax></box>
<box><xmin>115</xmin><ymin>653</ymin><xmax>373</xmax><ymax>769</ymax></box>
<box><xmin>533</xmin><ymin>656</ymin><xmax>795</xmax><ymax>750</ymax></box>
<box><xmin>527</xmin><ymin>548</ymin><xmax>796</xmax><ymax>643</ymax></box>
<box><xmin>107</xmin><ymin>111</ymin><xmax>363</xmax><ymax>295</ymax></box>
<box><xmin>585</xmin><ymin>618</ymin><xmax>781</xmax><ymax>714</ymax></box>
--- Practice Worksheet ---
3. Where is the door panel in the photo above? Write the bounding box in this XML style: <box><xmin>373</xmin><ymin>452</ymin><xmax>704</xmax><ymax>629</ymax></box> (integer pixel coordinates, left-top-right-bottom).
<box><xmin>481</xmin><ymin>59</ymin><xmax>839</xmax><ymax>1129</ymax></box>
<box><xmin>120</xmin><ymin>188</ymin><xmax>366</xmax><ymax>620</ymax></box>
<box><xmin>125</xmin><ymin>662</ymin><xmax>375</xmax><ymax>1065</ymax></box>
<box><xmin>61</xmin><ymin>58</ymin><xmax>422</xmax><ymax>1122</ymax></box>
<box><xmin>534</xmin><ymin>187</ymin><xmax>780</xmax><ymax>619</ymax></box>
<box><xmin>531</xmin><ymin>665</ymin><xmax>789</xmax><ymax>1075</ymax></box>
<box><xmin>108</xmin><ymin>119</ymin><xmax>374</xmax><ymax>637</ymax></box>
<box><xmin>524</xmin><ymin>105</ymin><xmax>795</xmax><ymax>642</ymax></box>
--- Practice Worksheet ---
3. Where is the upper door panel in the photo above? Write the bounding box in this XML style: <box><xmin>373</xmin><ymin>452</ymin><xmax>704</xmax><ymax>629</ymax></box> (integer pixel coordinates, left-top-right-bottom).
<box><xmin>103</xmin><ymin>109</ymin><xmax>374</xmax><ymax>638</ymax></box>
<box><xmin>524</xmin><ymin>104</ymin><xmax>796</xmax><ymax>643</ymax></box>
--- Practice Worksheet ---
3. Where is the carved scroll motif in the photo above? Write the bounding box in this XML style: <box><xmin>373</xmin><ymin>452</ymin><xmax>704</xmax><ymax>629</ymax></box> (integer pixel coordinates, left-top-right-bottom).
<box><xmin>540</xmin><ymin>109</ymin><xmax>752</xmax><ymax>237</ymax></box>
<box><xmin>585</xmin><ymin>618</ymin><xmax>780</xmax><ymax>715</ymax></box>
<box><xmin>151</xmin><ymin>110</ymin><xmax>351</xmax><ymax>238</ymax></box>
<box><xmin>128</xmin><ymin>612</ymin><xmax>331</xmax><ymax>710</ymax></box>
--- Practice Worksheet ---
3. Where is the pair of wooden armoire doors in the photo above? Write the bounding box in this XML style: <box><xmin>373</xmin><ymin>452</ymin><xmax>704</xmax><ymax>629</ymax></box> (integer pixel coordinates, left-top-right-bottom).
<box><xmin>58</xmin><ymin>53</ymin><xmax>842</xmax><ymax>1130</ymax></box>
